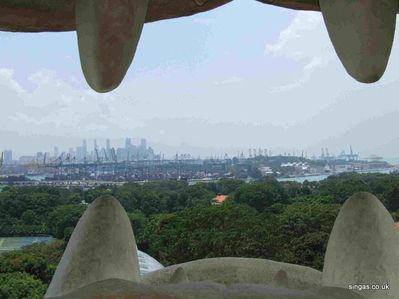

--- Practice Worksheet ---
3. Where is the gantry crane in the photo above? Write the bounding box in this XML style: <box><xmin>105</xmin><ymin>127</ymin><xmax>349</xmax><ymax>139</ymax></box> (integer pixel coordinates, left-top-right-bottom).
<box><xmin>103</xmin><ymin>149</ymin><xmax>109</xmax><ymax>162</ymax></box>
<box><xmin>95</xmin><ymin>148</ymin><xmax>101</xmax><ymax>164</ymax></box>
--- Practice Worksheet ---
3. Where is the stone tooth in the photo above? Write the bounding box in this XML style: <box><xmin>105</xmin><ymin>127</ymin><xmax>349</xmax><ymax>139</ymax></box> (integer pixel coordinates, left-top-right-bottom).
<box><xmin>319</xmin><ymin>0</ymin><xmax>397</xmax><ymax>83</ymax></box>
<box><xmin>322</xmin><ymin>192</ymin><xmax>399</xmax><ymax>299</ymax></box>
<box><xmin>45</xmin><ymin>196</ymin><xmax>140</xmax><ymax>298</ymax></box>
<box><xmin>75</xmin><ymin>0</ymin><xmax>148</xmax><ymax>92</ymax></box>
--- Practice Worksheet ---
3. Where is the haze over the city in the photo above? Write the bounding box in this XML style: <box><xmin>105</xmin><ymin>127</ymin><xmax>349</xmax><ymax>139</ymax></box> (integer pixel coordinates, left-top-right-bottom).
<box><xmin>2</xmin><ymin>0</ymin><xmax>399</xmax><ymax>158</ymax></box>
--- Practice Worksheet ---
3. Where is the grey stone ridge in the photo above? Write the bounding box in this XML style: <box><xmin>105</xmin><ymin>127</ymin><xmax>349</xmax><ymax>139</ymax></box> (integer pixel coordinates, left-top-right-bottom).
<box><xmin>141</xmin><ymin>257</ymin><xmax>322</xmax><ymax>290</ymax></box>
<box><xmin>46</xmin><ymin>192</ymin><xmax>398</xmax><ymax>299</ymax></box>
<box><xmin>48</xmin><ymin>278</ymin><xmax>366</xmax><ymax>299</ymax></box>
<box><xmin>0</xmin><ymin>0</ymin><xmax>232</xmax><ymax>32</ymax></box>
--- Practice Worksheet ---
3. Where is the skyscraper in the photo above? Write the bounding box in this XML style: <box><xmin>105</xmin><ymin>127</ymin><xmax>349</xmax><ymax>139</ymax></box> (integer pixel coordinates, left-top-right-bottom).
<box><xmin>82</xmin><ymin>140</ymin><xmax>87</xmax><ymax>157</ymax></box>
<box><xmin>125</xmin><ymin>138</ymin><xmax>132</xmax><ymax>149</ymax></box>
<box><xmin>4</xmin><ymin>150</ymin><xmax>12</xmax><ymax>164</ymax></box>
<box><xmin>140</xmin><ymin>138</ymin><xmax>147</xmax><ymax>149</ymax></box>
<box><xmin>54</xmin><ymin>147</ymin><xmax>59</xmax><ymax>158</ymax></box>
<box><xmin>106</xmin><ymin>139</ymin><xmax>111</xmax><ymax>151</ymax></box>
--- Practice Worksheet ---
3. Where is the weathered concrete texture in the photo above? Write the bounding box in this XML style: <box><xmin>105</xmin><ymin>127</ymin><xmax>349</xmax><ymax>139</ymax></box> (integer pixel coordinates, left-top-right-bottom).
<box><xmin>46</xmin><ymin>278</ymin><xmax>365</xmax><ymax>299</ymax></box>
<box><xmin>319</xmin><ymin>0</ymin><xmax>397</xmax><ymax>83</ymax></box>
<box><xmin>45</xmin><ymin>196</ymin><xmax>140</xmax><ymax>298</ymax></box>
<box><xmin>322</xmin><ymin>192</ymin><xmax>399</xmax><ymax>299</ymax></box>
<box><xmin>141</xmin><ymin>257</ymin><xmax>322</xmax><ymax>290</ymax></box>
<box><xmin>257</xmin><ymin>0</ymin><xmax>320</xmax><ymax>11</ymax></box>
<box><xmin>0</xmin><ymin>0</ymin><xmax>232</xmax><ymax>32</ymax></box>
<box><xmin>257</xmin><ymin>0</ymin><xmax>399</xmax><ymax>13</ymax></box>
<box><xmin>75</xmin><ymin>0</ymin><xmax>148</xmax><ymax>92</ymax></box>
<box><xmin>169</xmin><ymin>267</ymin><xmax>189</xmax><ymax>284</ymax></box>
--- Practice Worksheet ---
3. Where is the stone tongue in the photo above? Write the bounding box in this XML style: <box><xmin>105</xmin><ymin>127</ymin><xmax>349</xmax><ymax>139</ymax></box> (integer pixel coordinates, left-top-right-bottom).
<box><xmin>75</xmin><ymin>0</ymin><xmax>148</xmax><ymax>92</ymax></box>
<box><xmin>320</xmin><ymin>0</ymin><xmax>397</xmax><ymax>83</ymax></box>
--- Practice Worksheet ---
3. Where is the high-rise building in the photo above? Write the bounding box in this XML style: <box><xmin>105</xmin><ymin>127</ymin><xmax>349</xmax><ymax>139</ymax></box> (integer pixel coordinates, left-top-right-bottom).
<box><xmin>76</xmin><ymin>146</ymin><xmax>84</xmax><ymax>161</ymax></box>
<box><xmin>82</xmin><ymin>140</ymin><xmax>87</xmax><ymax>156</ymax></box>
<box><xmin>54</xmin><ymin>147</ymin><xmax>59</xmax><ymax>158</ymax></box>
<box><xmin>106</xmin><ymin>139</ymin><xmax>111</xmax><ymax>151</ymax></box>
<box><xmin>125</xmin><ymin>138</ymin><xmax>132</xmax><ymax>149</ymax></box>
<box><xmin>3</xmin><ymin>150</ymin><xmax>12</xmax><ymax>164</ymax></box>
<box><xmin>140</xmin><ymin>138</ymin><xmax>147</xmax><ymax>149</ymax></box>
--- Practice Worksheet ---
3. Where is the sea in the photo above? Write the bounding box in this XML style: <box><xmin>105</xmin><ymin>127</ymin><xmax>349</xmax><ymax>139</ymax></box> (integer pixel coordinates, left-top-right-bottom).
<box><xmin>277</xmin><ymin>168</ymin><xmax>395</xmax><ymax>183</ymax></box>
<box><xmin>0</xmin><ymin>236</ymin><xmax>54</xmax><ymax>253</ymax></box>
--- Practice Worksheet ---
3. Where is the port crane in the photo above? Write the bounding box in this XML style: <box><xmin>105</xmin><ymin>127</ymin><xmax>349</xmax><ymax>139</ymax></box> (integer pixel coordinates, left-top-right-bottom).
<box><xmin>95</xmin><ymin>148</ymin><xmax>101</xmax><ymax>164</ymax></box>
<box><xmin>103</xmin><ymin>149</ymin><xmax>109</xmax><ymax>162</ymax></box>
<box><xmin>111</xmin><ymin>148</ymin><xmax>117</xmax><ymax>163</ymax></box>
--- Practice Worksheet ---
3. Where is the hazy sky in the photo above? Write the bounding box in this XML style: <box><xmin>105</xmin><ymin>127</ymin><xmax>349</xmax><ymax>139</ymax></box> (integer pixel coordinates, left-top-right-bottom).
<box><xmin>2</xmin><ymin>0</ymin><xmax>399</xmax><ymax>158</ymax></box>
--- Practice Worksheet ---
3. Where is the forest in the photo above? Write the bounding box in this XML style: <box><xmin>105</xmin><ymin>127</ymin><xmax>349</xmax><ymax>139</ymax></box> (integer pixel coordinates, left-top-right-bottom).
<box><xmin>1</xmin><ymin>173</ymin><xmax>399</xmax><ymax>298</ymax></box>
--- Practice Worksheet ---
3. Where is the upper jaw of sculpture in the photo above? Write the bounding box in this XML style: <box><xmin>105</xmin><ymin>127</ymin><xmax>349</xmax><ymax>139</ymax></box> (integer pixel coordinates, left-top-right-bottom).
<box><xmin>0</xmin><ymin>0</ymin><xmax>397</xmax><ymax>92</ymax></box>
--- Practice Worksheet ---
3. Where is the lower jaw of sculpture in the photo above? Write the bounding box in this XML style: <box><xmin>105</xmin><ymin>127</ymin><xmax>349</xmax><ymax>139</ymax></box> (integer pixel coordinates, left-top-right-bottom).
<box><xmin>48</xmin><ymin>278</ymin><xmax>365</xmax><ymax>299</ymax></box>
<box><xmin>44</xmin><ymin>192</ymin><xmax>399</xmax><ymax>299</ymax></box>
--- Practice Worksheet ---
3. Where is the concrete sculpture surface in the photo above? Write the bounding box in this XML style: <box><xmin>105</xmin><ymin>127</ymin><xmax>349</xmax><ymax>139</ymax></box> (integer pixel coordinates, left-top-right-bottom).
<box><xmin>44</xmin><ymin>192</ymin><xmax>399</xmax><ymax>299</ymax></box>
<box><xmin>1</xmin><ymin>0</ymin><xmax>397</xmax><ymax>92</ymax></box>
<box><xmin>45</xmin><ymin>196</ymin><xmax>140</xmax><ymax>298</ymax></box>
<box><xmin>322</xmin><ymin>192</ymin><xmax>399</xmax><ymax>299</ymax></box>
<box><xmin>141</xmin><ymin>257</ymin><xmax>322</xmax><ymax>290</ymax></box>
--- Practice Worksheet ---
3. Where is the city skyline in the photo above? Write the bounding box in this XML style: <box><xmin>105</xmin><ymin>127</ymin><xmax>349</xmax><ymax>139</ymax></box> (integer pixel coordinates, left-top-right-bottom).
<box><xmin>0</xmin><ymin>137</ymin><xmax>155</xmax><ymax>162</ymax></box>
<box><xmin>1</xmin><ymin>136</ymin><xmax>365</xmax><ymax>164</ymax></box>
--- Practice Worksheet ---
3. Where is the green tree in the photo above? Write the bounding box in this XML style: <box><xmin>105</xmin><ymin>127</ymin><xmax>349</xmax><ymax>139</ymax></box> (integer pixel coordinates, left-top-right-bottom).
<box><xmin>316</xmin><ymin>173</ymin><xmax>372</xmax><ymax>203</ymax></box>
<box><xmin>127</xmin><ymin>212</ymin><xmax>148</xmax><ymax>245</ymax></box>
<box><xmin>47</xmin><ymin>205</ymin><xmax>85</xmax><ymax>239</ymax></box>
<box><xmin>185</xmin><ymin>183</ymin><xmax>215</xmax><ymax>207</ymax></box>
<box><xmin>233</xmin><ymin>181</ymin><xmax>288</xmax><ymax>212</ymax></box>
<box><xmin>0</xmin><ymin>241</ymin><xmax>65</xmax><ymax>284</ymax></box>
<box><xmin>142</xmin><ymin>204</ymin><xmax>274</xmax><ymax>266</ymax></box>
<box><xmin>0</xmin><ymin>272</ymin><xmax>46</xmax><ymax>299</ymax></box>
<box><xmin>384</xmin><ymin>185</ymin><xmax>399</xmax><ymax>212</ymax></box>
<box><xmin>271</xmin><ymin>202</ymin><xmax>340</xmax><ymax>270</ymax></box>
<box><xmin>214</xmin><ymin>178</ymin><xmax>245</xmax><ymax>195</ymax></box>
<box><xmin>21</xmin><ymin>210</ymin><xmax>39</xmax><ymax>226</ymax></box>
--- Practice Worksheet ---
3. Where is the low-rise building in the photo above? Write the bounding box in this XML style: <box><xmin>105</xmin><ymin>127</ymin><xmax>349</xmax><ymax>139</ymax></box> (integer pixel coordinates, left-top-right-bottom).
<box><xmin>212</xmin><ymin>195</ymin><xmax>228</xmax><ymax>205</ymax></box>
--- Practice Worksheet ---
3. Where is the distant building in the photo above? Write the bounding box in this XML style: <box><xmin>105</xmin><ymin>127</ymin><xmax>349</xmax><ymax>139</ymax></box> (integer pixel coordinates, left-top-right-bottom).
<box><xmin>125</xmin><ymin>138</ymin><xmax>132</xmax><ymax>149</ymax></box>
<box><xmin>212</xmin><ymin>195</ymin><xmax>228</xmax><ymax>205</ymax></box>
<box><xmin>3</xmin><ymin>150</ymin><xmax>12</xmax><ymax>164</ymax></box>
<box><xmin>53</xmin><ymin>147</ymin><xmax>59</xmax><ymax>158</ymax></box>
<box><xmin>259</xmin><ymin>166</ymin><xmax>273</xmax><ymax>176</ymax></box>
<box><xmin>140</xmin><ymin>138</ymin><xmax>147</xmax><ymax>149</ymax></box>
<box><xmin>116</xmin><ymin>148</ymin><xmax>126</xmax><ymax>161</ymax></box>
<box><xmin>106</xmin><ymin>139</ymin><xmax>111</xmax><ymax>151</ymax></box>
<box><xmin>76</xmin><ymin>146</ymin><xmax>84</xmax><ymax>161</ymax></box>
<box><xmin>82</xmin><ymin>140</ymin><xmax>87</xmax><ymax>156</ymax></box>
<box><xmin>36</xmin><ymin>152</ymin><xmax>44</xmax><ymax>162</ymax></box>
<box><xmin>19</xmin><ymin>156</ymin><xmax>35</xmax><ymax>164</ymax></box>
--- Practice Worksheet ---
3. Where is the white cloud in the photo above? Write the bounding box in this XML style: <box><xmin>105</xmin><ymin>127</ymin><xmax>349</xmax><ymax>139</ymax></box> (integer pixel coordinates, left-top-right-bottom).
<box><xmin>266</xmin><ymin>12</ymin><xmax>335</xmax><ymax>91</ymax></box>
<box><xmin>0</xmin><ymin>68</ymin><xmax>25</xmax><ymax>94</ymax></box>
<box><xmin>265</xmin><ymin>12</ymin><xmax>329</xmax><ymax>60</ymax></box>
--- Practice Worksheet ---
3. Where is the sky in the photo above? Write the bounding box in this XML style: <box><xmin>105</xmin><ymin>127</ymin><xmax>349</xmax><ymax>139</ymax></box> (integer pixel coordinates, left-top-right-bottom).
<box><xmin>2</xmin><ymin>0</ymin><xmax>399</xmax><ymax>158</ymax></box>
